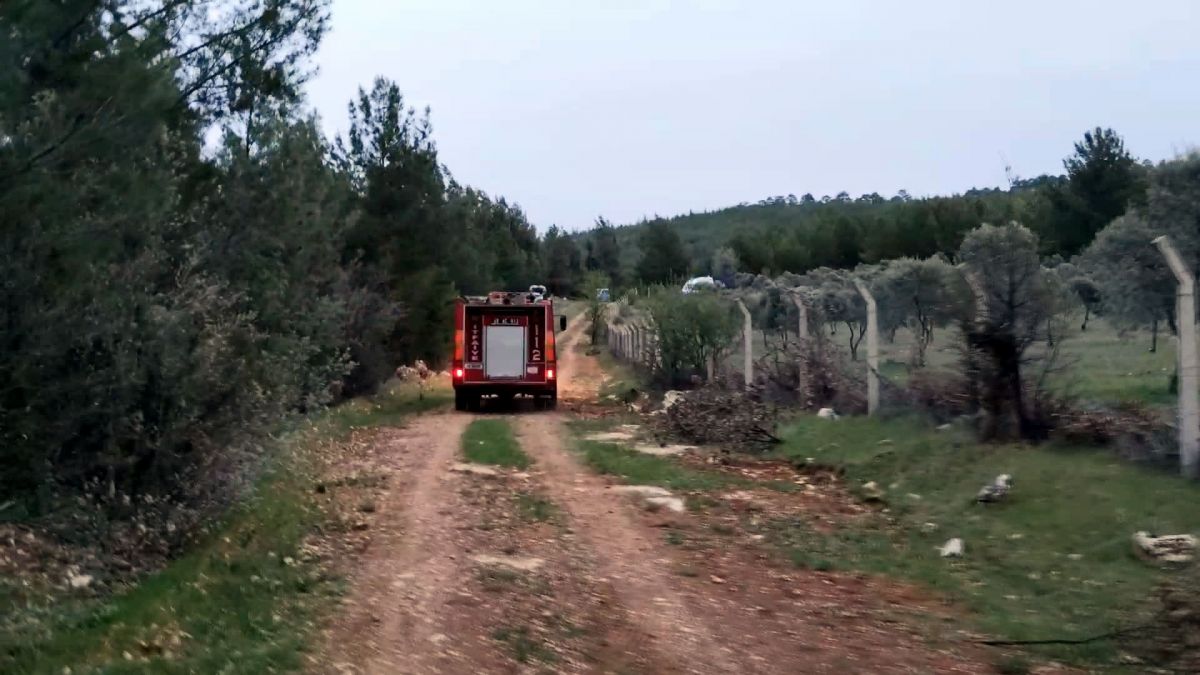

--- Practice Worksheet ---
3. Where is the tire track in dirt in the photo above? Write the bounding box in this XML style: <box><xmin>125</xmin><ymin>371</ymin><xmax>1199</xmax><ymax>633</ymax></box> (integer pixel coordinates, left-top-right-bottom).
<box><xmin>320</xmin><ymin>412</ymin><xmax>474</xmax><ymax>674</ymax></box>
<box><xmin>515</xmin><ymin>413</ymin><xmax>745</xmax><ymax>673</ymax></box>
<box><xmin>507</xmin><ymin>313</ymin><xmax>995</xmax><ymax>674</ymax></box>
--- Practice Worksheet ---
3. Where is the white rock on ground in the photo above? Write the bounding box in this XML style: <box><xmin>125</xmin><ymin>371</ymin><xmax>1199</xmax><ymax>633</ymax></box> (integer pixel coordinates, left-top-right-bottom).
<box><xmin>817</xmin><ymin>408</ymin><xmax>839</xmax><ymax>420</ymax></box>
<box><xmin>939</xmin><ymin>538</ymin><xmax>964</xmax><ymax>558</ymax></box>
<box><xmin>1132</xmin><ymin>531</ymin><xmax>1197</xmax><ymax>564</ymax></box>
<box><xmin>644</xmin><ymin>496</ymin><xmax>686</xmax><ymax>513</ymax></box>
<box><xmin>471</xmin><ymin>554</ymin><xmax>545</xmax><ymax>572</ymax></box>
<box><xmin>860</xmin><ymin>481</ymin><xmax>885</xmax><ymax>501</ymax></box>
<box><xmin>610</xmin><ymin>485</ymin><xmax>673</xmax><ymax>498</ymax></box>
<box><xmin>67</xmin><ymin>573</ymin><xmax>93</xmax><ymax>589</ymax></box>
<box><xmin>585</xmin><ymin>431</ymin><xmax>637</xmax><ymax>442</ymax></box>
<box><xmin>650</xmin><ymin>390</ymin><xmax>686</xmax><ymax>415</ymax></box>
<box><xmin>611</xmin><ymin>485</ymin><xmax>686</xmax><ymax>513</ymax></box>
<box><xmin>632</xmin><ymin>444</ymin><xmax>695</xmax><ymax>456</ymax></box>
<box><xmin>976</xmin><ymin>474</ymin><xmax>1013</xmax><ymax>503</ymax></box>
<box><xmin>450</xmin><ymin>462</ymin><xmax>500</xmax><ymax>477</ymax></box>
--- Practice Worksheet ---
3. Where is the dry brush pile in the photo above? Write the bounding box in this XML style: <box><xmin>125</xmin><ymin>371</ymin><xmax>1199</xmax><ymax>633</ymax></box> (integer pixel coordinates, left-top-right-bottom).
<box><xmin>656</xmin><ymin>388</ymin><xmax>783</xmax><ymax>454</ymax></box>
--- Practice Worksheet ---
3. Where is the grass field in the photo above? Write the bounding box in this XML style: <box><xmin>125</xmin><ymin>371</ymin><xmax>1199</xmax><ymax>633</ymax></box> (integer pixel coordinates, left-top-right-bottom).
<box><xmin>566</xmin><ymin>418</ymin><xmax>730</xmax><ymax>490</ymax></box>
<box><xmin>592</xmin><ymin>308</ymin><xmax>1200</xmax><ymax>667</ymax></box>
<box><xmin>0</xmin><ymin>382</ymin><xmax>448</xmax><ymax>675</ymax></box>
<box><xmin>462</xmin><ymin>419</ymin><xmax>531</xmax><ymax>468</ymax></box>
<box><xmin>768</xmin><ymin>414</ymin><xmax>1200</xmax><ymax>665</ymax></box>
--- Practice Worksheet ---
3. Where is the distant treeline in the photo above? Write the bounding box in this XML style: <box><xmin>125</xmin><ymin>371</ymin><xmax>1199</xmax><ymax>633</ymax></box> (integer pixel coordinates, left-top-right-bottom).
<box><xmin>552</xmin><ymin>128</ymin><xmax>1149</xmax><ymax>292</ymax></box>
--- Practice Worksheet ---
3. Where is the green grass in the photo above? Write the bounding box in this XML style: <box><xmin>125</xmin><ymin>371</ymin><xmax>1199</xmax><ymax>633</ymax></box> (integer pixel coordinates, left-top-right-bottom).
<box><xmin>768</xmin><ymin>414</ymin><xmax>1200</xmax><ymax>664</ymax></box>
<box><xmin>594</xmin><ymin>347</ymin><xmax>649</xmax><ymax>404</ymax></box>
<box><xmin>0</xmin><ymin>383</ymin><xmax>439</xmax><ymax>674</ymax></box>
<box><xmin>462</xmin><ymin>419</ymin><xmax>530</xmax><ymax>468</ymax></box>
<box><xmin>568</xmin><ymin>421</ymin><xmax>729</xmax><ymax>492</ymax></box>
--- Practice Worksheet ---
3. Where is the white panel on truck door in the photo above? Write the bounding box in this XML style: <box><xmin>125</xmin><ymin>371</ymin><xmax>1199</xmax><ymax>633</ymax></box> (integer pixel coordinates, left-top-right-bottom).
<box><xmin>484</xmin><ymin>325</ymin><xmax>525</xmax><ymax>379</ymax></box>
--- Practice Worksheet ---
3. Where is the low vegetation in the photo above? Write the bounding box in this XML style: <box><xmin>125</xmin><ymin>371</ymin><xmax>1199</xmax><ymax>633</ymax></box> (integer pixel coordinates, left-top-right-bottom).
<box><xmin>568</xmin><ymin>421</ymin><xmax>728</xmax><ymax>492</ymax></box>
<box><xmin>767</xmin><ymin>414</ymin><xmax>1200</xmax><ymax>664</ymax></box>
<box><xmin>0</xmin><ymin>382</ymin><xmax>442</xmax><ymax>674</ymax></box>
<box><xmin>462</xmin><ymin>420</ymin><xmax>531</xmax><ymax>468</ymax></box>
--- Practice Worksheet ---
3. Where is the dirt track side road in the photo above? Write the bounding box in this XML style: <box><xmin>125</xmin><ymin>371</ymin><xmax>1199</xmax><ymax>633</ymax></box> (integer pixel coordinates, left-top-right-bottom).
<box><xmin>316</xmin><ymin>319</ymin><xmax>994</xmax><ymax>674</ymax></box>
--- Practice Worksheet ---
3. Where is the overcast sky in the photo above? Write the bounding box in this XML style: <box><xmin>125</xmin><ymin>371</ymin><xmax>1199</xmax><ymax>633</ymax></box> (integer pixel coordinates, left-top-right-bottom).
<box><xmin>306</xmin><ymin>0</ymin><xmax>1200</xmax><ymax>231</ymax></box>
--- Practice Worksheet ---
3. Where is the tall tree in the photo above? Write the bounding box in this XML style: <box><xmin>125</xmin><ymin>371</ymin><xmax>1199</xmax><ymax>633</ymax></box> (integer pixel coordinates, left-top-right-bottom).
<box><xmin>542</xmin><ymin>225</ymin><xmax>582</xmax><ymax>296</ymax></box>
<box><xmin>636</xmin><ymin>220</ymin><xmax>690</xmax><ymax>285</ymax></box>
<box><xmin>336</xmin><ymin>77</ymin><xmax>445</xmax><ymax>271</ymax></box>
<box><xmin>1045</xmin><ymin>127</ymin><xmax>1147</xmax><ymax>255</ymax></box>
<box><xmin>585</xmin><ymin>217</ymin><xmax>623</xmax><ymax>287</ymax></box>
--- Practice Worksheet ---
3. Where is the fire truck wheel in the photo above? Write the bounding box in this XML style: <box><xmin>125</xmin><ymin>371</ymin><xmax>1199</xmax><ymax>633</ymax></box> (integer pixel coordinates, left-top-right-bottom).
<box><xmin>454</xmin><ymin>390</ymin><xmax>470</xmax><ymax>412</ymax></box>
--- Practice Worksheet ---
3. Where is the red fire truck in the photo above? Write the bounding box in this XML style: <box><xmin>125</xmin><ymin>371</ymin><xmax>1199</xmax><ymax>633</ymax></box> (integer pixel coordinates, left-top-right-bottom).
<box><xmin>452</xmin><ymin>289</ymin><xmax>566</xmax><ymax>411</ymax></box>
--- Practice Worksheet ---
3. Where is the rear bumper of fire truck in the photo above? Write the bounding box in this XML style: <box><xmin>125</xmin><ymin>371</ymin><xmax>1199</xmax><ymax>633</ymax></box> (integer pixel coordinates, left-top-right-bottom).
<box><xmin>450</xmin><ymin>381</ymin><xmax>557</xmax><ymax>396</ymax></box>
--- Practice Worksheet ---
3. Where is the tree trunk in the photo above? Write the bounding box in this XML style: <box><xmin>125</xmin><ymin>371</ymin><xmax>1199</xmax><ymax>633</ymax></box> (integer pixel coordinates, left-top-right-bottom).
<box><xmin>1150</xmin><ymin>319</ymin><xmax>1159</xmax><ymax>353</ymax></box>
<box><xmin>1080</xmin><ymin>306</ymin><xmax>1090</xmax><ymax>332</ymax></box>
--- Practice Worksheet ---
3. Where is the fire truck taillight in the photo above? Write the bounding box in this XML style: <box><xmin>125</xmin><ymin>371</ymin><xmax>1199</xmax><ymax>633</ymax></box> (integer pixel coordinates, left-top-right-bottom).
<box><xmin>454</xmin><ymin>368</ymin><xmax>464</xmax><ymax>379</ymax></box>
<box><xmin>546</xmin><ymin>368</ymin><xmax>555</xmax><ymax>380</ymax></box>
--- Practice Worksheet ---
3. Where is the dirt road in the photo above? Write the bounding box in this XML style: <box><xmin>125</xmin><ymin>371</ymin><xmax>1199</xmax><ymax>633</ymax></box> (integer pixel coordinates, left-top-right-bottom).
<box><xmin>316</xmin><ymin>320</ymin><xmax>992</xmax><ymax>673</ymax></box>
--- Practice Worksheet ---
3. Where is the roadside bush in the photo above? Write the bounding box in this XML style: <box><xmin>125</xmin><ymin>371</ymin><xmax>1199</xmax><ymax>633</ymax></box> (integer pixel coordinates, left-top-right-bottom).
<box><xmin>643</xmin><ymin>287</ymin><xmax>739</xmax><ymax>386</ymax></box>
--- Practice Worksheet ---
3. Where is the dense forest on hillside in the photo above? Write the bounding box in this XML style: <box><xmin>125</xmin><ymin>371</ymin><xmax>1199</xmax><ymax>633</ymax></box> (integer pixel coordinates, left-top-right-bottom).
<box><xmin>555</xmin><ymin>128</ymin><xmax>1150</xmax><ymax>292</ymax></box>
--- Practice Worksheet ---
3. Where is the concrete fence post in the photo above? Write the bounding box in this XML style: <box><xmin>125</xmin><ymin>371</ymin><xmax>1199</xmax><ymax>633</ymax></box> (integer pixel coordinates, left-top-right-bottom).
<box><xmin>648</xmin><ymin>319</ymin><xmax>657</xmax><ymax>367</ymax></box>
<box><xmin>853</xmin><ymin>280</ymin><xmax>880</xmax><ymax>416</ymax></box>
<box><xmin>791</xmin><ymin>293</ymin><xmax>809</xmax><ymax>339</ymax></box>
<box><xmin>1154</xmin><ymin>235</ymin><xmax>1200</xmax><ymax>479</ymax></box>
<box><xmin>736</xmin><ymin>299</ymin><xmax>753</xmax><ymax>389</ymax></box>
<box><xmin>642</xmin><ymin>322</ymin><xmax>651</xmax><ymax>366</ymax></box>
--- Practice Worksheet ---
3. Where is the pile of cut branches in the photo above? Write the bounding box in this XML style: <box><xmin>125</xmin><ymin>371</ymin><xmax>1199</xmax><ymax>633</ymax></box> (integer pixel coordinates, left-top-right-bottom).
<box><xmin>1049</xmin><ymin>400</ymin><xmax>1172</xmax><ymax>462</ymax></box>
<box><xmin>657</xmin><ymin>387</ymin><xmax>782</xmax><ymax>453</ymax></box>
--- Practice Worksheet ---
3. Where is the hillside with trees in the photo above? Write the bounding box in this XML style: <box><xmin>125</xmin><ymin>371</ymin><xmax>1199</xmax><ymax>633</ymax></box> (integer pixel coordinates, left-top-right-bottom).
<box><xmin>566</xmin><ymin>127</ymin><xmax>1151</xmax><ymax>289</ymax></box>
<box><xmin>0</xmin><ymin>0</ymin><xmax>543</xmax><ymax>531</ymax></box>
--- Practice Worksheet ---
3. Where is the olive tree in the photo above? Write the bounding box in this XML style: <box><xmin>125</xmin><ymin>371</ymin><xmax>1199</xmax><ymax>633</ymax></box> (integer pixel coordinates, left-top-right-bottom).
<box><xmin>1050</xmin><ymin>261</ymin><xmax>1103</xmax><ymax>332</ymax></box>
<box><xmin>868</xmin><ymin>256</ymin><xmax>965</xmax><ymax>367</ymax></box>
<box><xmin>1081</xmin><ymin>155</ymin><xmax>1200</xmax><ymax>352</ymax></box>
<box><xmin>1082</xmin><ymin>214</ymin><xmax>1177</xmax><ymax>352</ymax></box>
<box><xmin>958</xmin><ymin>222</ymin><xmax>1072</xmax><ymax>440</ymax></box>
<box><xmin>798</xmin><ymin>268</ymin><xmax>868</xmax><ymax>360</ymax></box>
